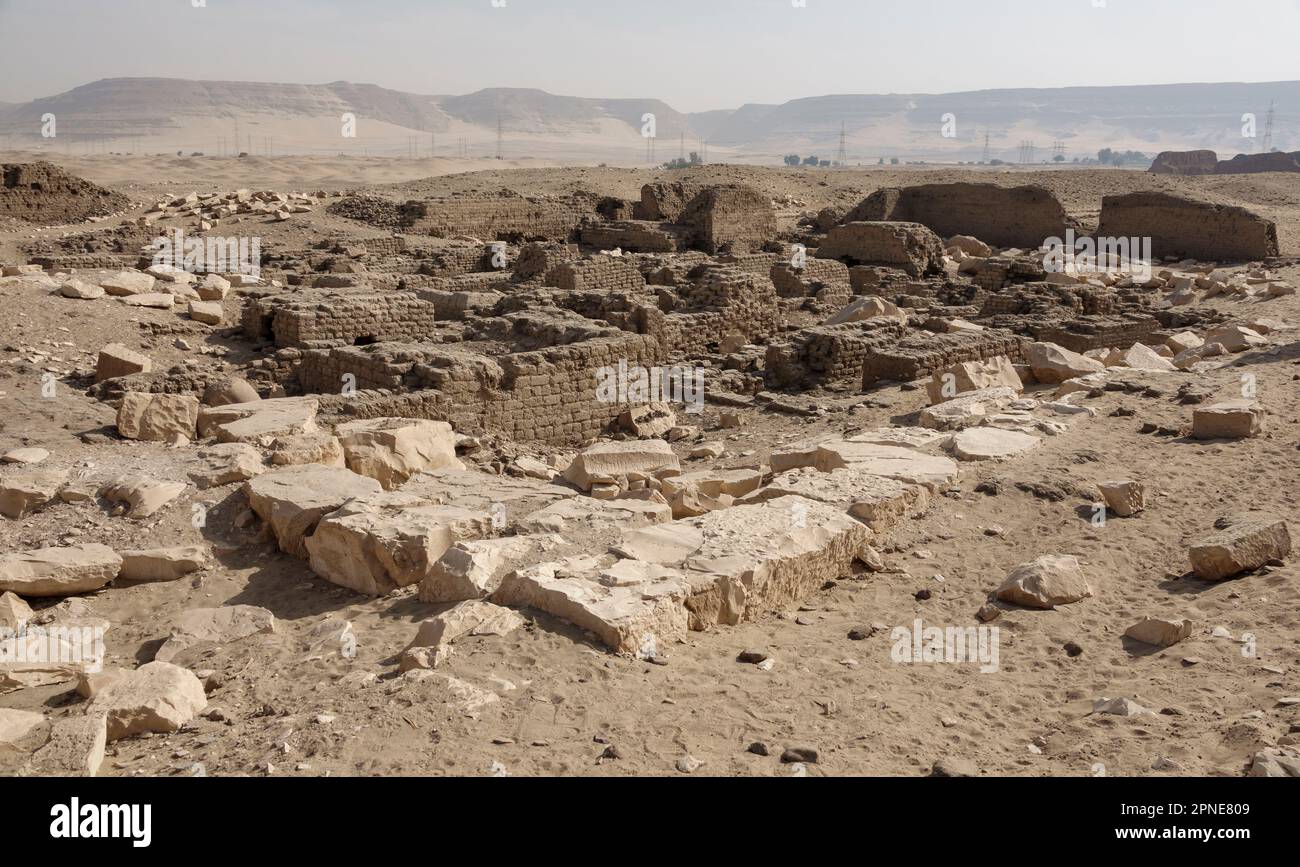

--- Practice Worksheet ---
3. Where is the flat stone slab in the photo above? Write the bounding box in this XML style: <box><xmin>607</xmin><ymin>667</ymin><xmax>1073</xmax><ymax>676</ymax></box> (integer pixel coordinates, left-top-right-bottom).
<box><xmin>495</xmin><ymin>497</ymin><xmax>871</xmax><ymax>654</ymax></box>
<box><xmin>87</xmin><ymin>661</ymin><xmax>207</xmax><ymax>742</ymax></box>
<box><xmin>198</xmin><ymin>397</ymin><xmax>319</xmax><ymax>444</ymax></box>
<box><xmin>0</xmin><ymin>544</ymin><xmax>122</xmax><ymax>597</ymax></box>
<box><xmin>1189</xmin><ymin>515</ymin><xmax>1290</xmax><ymax>581</ymax></box>
<box><xmin>244</xmin><ymin>465</ymin><xmax>383</xmax><ymax>558</ymax></box>
<box><xmin>742</xmin><ymin>467</ymin><xmax>930</xmax><ymax>533</ymax></box>
<box><xmin>305</xmin><ymin>492</ymin><xmax>492</xmax><ymax>596</ymax></box>
<box><xmin>950</xmin><ymin>428</ymin><xmax>1042</xmax><ymax>461</ymax></box>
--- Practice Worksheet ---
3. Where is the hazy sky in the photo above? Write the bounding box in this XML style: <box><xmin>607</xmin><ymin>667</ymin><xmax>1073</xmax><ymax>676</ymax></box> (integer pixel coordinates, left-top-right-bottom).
<box><xmin>1</xmin><ymin>0</ymin><xmax>1296</xmax><ymax>111</ymax></box>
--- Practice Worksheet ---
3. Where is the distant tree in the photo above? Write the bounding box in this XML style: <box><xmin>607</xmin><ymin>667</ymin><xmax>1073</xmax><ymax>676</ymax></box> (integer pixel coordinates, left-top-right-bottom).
<box><xmin>784</xmin><ymin>154</ymin><xmax>801</xmax><ymax>166</ymax></box>
<box><xmin>1053</xmin><ymin>154</ymin><xmax>1066</xmax><ymax>163</ymax></box>
<box><xmin>802</xmin><ymin>155</ymin><xmax>820</xmax><ymax>166</ymax></box>
<box><xmin>890</xmin><ymin>157</ymin><xmax>900</xmax><ymax>165</ymax></box>
<box><xmin>819</xmin><ymin>160</ymin><xmax>830</xmax><ymax>168</ymax></box>
<box><xmin>877</xmin><ymin>157</ymin><xmax>885</xmax><ymax>165</ymax></box>
<box><xmin>989</xmin><ymin>159</ymin><xmax>1004</xmax><ymax>166</ymax></box>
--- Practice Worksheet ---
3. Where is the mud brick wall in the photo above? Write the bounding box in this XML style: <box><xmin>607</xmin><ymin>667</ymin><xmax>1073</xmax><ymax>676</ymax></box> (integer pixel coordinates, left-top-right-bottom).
<box><xmin>713</xmin><ymin>252</ymin><xmax>783</xmax><ymax>277</ymax></box>
<box><xmin>677</xmin><ymin>186</ymin><xmax>777</xmax><ymax>254</ymax></box>
<box><xmin>862</xmin><ymin>330</ymin><xmax>1026</xmax><ymax>386</ymax></box>
<box><xmin>1096</xmin><ymin>192</ymin><xmax>1280</xmax><ymax>261</ymax></box>
<box><xmin>550</xmin><ymin>290</ymin><xmax>653</xmax><ymax>334</ymax></box>
<box><xmin>980</xmin><ymin>282</ymin><xmax>1085</xmax><ymax>318</ymax></box>
<box><xmin>580</xmin><ymin>220</ymin><xmax>685</xmax><ymax>253</ymax></box>
<box><xmin>314</xmin><ymin>332</ymin><xmax>662</xmax><ymax>443</ymax></box>
<box><xmin>399</xmin><ymin>192</ymin><xmax>591</xmax><ymax>242</ymax></box>
<box><xmin>770</xmin><ymin>259</ymin><xmax>852</xmax><ymax>298</ymax></box>
<box><xmin>766</xmin><ymin>320</ymin><xmax>908</xmax><ymax>388</ymax></box>
<box><xmin>845</xmin><ymin>183</ymin><xmax>1075</xmax><ymax>249</ymax></box>
<box><xmin>515</xmin><ymin>242</ymin><xmax>580</xmax><ymax>280</ymax></box>
<box><xmin>1034</xmin><ymin>314</ymin><xmax>1163</xmax><ymax>352</ymax></box>
<box><xmin>972</xmin><ymin>255</ymin><xmax>1049</xmax><ymax>291</ymax></box>
<box><xmin>544</xmin><ymin>256</ymin><xmax>646</xmax><ymax>293</ymax></box>
<box><xmin>1214</xmin><ymin>152</ymin><xmax>1300</xmax><ymax>174</ymax></box>
<box><xmin>30</xmin><ymin>255</ymin><xmax>133</xmax><ymax>270</ymax></box>
<box><xmin>1</xmin><ymin>162</ymin><xmax>130</xmax><ymax>224</ymax></box>
<box><xmin>645</xmin><ymin>267</ymin><xmax>779</xmax><ymax>356</ymax></box>
<box><xmin>817</xmin><ymin>222</ymin><xmax>945</xmax><ymax>277</ymax></box>
<box><xmin>299</xmin><ymin>342</ymin><xmax>444</xmax><ymax>393</ymax></box>
<box><xmin>635</xmin><ymin>180</ymin><xmax>705</xmax><ymax>221</ymax></box>
<box><xmin>1149</xmin><ymin>150</ymin><xmax>1219</xmax><ymax>176</ymax></box>
<box><xmin>242</xmin><ymin>291</ymin><xmax>438</xmax><ymax>349</ymax></box>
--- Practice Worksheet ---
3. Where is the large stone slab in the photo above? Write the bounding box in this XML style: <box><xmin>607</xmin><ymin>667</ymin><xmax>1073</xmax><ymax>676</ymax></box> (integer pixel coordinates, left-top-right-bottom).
<box><xmin>87</xmin><ymin>661</ymin><xmax>207</xmax><ymax>741</ymax></box>
<box><xmin>243</xmin><ymin>465</ymin><xmax>382</xmax><ymax>558</ymax></box>
<box><xmin>950</xmin><ymin>428</ymin><xmax>1042</xmax><ymax>462</ymax></box>
<box><xmin>198</xmin><ymin>397</ymin><xmax>319</xmax><ymax>444</ymax></box>
<box><xmin>116</xmin><ymin>393</ymin><xmax>199</xmax><ymax>442</ymax></box>
<box><xmin>0</xmin><ymin>469</ymin><xmax>67</xmax><ymax>519</ymax></box>
<box><xmin>742</xmin><ymin>467</ymin><xmax>930</xmax><ymax>533</ymax></box>
<box><xmin>562</xmin><ymin>440</ymin><xmax>680</xmax><ymax>491</ymax></box>
<box><xmin>771</xmin><ymin>438</ymin><xmax>959</xmax><ymax>491</ymax></box>
<box><xmin>98</xmin><ymin>477</ymin><xmax>187</xmax><ymax>519</ymax></box>
<box><xmin>920</xmin><ymin>386</ymin><xmax>1020</xmax><ymax>431</ymax></box>
<box><xmin>1189</xmin><ymin>516</ymin><xmax>1290</xmax><ymax>581</ymax></box>
<box><xmin>335</xmin><ymin>417</ymin><xmax>463</xmax><ymax>490</ymax></box>
<box><xmin>1026</xmin><ymin>342</ymin><xmax>1105</xmax><ymax>385</ymax></box>
<box><xmin>1192</xmin><ymin>400</ymin><xmax>1264</xmax><ymax>440</ymax></box>
<box><xmin>925</xmin><ymin>356</ymin><xmax>1022</xmax><ymax>405</ymax></box>
<box><xmin>0</xmin><ymin>545</ymin><xmax>122</xmax><ymax>597</ymax></box>
<box><xmin>305</xmin><ymin>493</ymin><xmax>493</xmax><ymax>595</ymax></box>
<box><xmin>495</xmin><ymin>497</ymin><xmax>872</xmax><ymax>653</ymax></box>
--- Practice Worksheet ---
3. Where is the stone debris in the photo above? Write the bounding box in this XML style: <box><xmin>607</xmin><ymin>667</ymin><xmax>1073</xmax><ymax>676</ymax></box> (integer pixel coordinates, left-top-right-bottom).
<box><xmin>335</xmin><ymin>417</ymin><xmax>462</xmax><ymax>489</ymax></box>
<box><xmin>116</xmin><ymin>392</ymin><xmax>200</xmax><ymax>442</ymax></box>
<box><xmin>1098</xmin><ymin>480</ymin><xmax>1146</xmax><ymax>517</ymax></box>
<box><xmin>197</xmin><ymin>397</ymin><xmax>319</xmax><ymax>444</ymax></box>
<box><xmin>1125</xmin><ymin>617</ymin><xmax>1195</xmax><ymax>648</ymax></box>
<box><xmin>950</xmin><ymin>428</ymin><xmax>1041</xmax><ymax>462</ymax></box>
<box><xmin>23</xmin><ymin>714</ymin><xmax>107</xmax><ymax>777</ymax></box>
<box><xmin>494</xmin><ymin>497</ymin><xmax>871</xmax><ymax>653</ymax></box>
<box><xmin>1192</xmin><ymin>400</ymin><xmax>1264</xmax><ymax>439</ymax></box>
<box><xmin>562</xmin><ymin>440</ymin><xmax>681</xmax><ymax>491</ymax></box>
<box><xmin>996</xmin><ymin>555</ymin><xmax>1092</xmax><ymax>609</ymax></box>
<box><xmin>305</xmin><ymin>493</ymin><xmax>492</xmax><ymax>595</ymax></box>
<box><xmin>155</xmin><ymin>605</ymin><xmax>277</xmax><ymax>662</ymax></box>
<box><xmin>98</xmin><ymin>476</ymin><xmax>187</xmax><ymax>519</ymax></box>
<box><xmin>188</xmin><ymin>443</ymin><xmax>265</xmax><ymax>488</ymax></box>
<box><xmin>1188</xmin><ymin>516</ymin><xmax>1290</xmax><ymax>581</ymax></box>
<box><xmin>118</xmin><ymin>545</ymin><xmax>208</xmax><ymax>583</ymax></box>
<box><xmin>88</xmin><ymin>661</ymin><xmax>208</xmax><ymax>741</ymax></box>
<box><xmin>0</xmin><ymin>544</ymin><xmax>122</xmax><ymax>597</ymax></box>
<box><xmin>243</xmin><ymin>465</ymin><xmax>383</xmax><ymax>558</ymax></box>
<box><xmin>0</xmin><ymin>469</ymin><xmax>68</xmax><ymax>518</ymax></box>
<box><xmin>1025</xmin><ymin>342</ymin><xmax>1105</xmax><ymax>384</ymax></box>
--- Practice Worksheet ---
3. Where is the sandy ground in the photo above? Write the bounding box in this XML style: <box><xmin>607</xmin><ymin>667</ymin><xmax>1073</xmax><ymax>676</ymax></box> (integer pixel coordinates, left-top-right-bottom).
<box><xmin>0</xmin><ymin>154</ymin><xmax>1297</xmax><ymax>777</ymax></box>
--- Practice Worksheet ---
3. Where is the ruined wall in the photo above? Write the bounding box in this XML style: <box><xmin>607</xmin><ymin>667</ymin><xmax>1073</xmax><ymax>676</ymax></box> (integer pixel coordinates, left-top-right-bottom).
<box><xmin>242</xmin><ymin>291</ymin><xmax>438</xmax><ymax>349</ymax></box>
<box><xmin>765</xmin><ymin>320</ymin><xmax>908</xmax><ymax>389</ymax></box>
<box><xmin>544</xmin><ymin>256</ymin><xmax>647</xmax><ymax>293</ymax></box>
<box><xmin>1148</xmin><ymin>150</ymin><xmax>1219</xmax><ymax>175</ymax></box>
<box><xmin>396</xmin><ymin>192</ymin><xmax>591</xmax><ymax>241</ymax></box>
<box><xmin>650</xmin><ymin>266</ymin><xmax>779</xmax><ymax>356</ymax></box>
<box><xmin>0</xmin><ymin>162</ymin><xmax>130</xmax><ymax>224</ymax></box>
<box><xmin>579</xmin><ymin>220</ymin><xmax>686</xmax><ymax>253</ymax></box>
<box><xmin>676</xmin><ymin>185</ymin><xmax>777</xmax><ymax>254</ymax></box>
<box><xmin>1033</xmin><ymin>314</ymin><xmax>1163</xmax><ymax>352</ymax></box>
<box><xmin>815</xmin><ymin>222</ymin><xmax>945</xmax><ymax>277</ymax></box>
<box><xmin>770</xmin><ymin>259</ymin><xmax>852</xmax><ymax>298</ymax></box>
<box><xmin>844</xmin><ymin>183</ymin><xmax>1074</xmax><ymax>249</ymax></box>
<box><xmin>634</xmin><ymin>180</ymin><xmax>705</xmax><ymax>221</ymax></box>
<box><xmin>306</xmin><ymin>332</ymin><xmax>663</xmax><ymax>443</ymax></box>
<box><xmin>861</xmin><ymin>331</ymin><xmax>1025</xmax><ymax>386</ymax></box>
<box><xmin>1214</xmin><ymin>152</ymin><xmax>1300</xmax><ymax>174</ymax></box>
<box><xmin>1096</xmin><ymin>192</ymin><xmax>1279</xmax><ymax>261</ymax></box>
